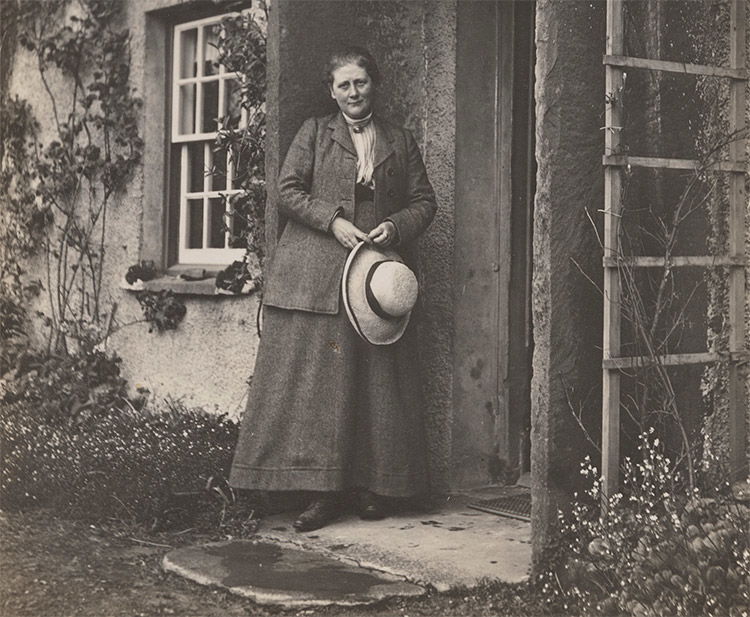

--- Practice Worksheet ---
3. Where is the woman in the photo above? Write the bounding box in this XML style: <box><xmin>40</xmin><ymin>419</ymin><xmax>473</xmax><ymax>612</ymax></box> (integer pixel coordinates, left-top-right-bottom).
<box><xmin>229</xmin><ymin>47</ymin><xmax>437</xmax><ymax>532</ymax></box>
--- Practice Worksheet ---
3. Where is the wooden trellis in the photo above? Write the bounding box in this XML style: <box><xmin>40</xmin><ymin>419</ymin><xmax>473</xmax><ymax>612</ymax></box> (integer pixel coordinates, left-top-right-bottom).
<box><xmin>602</xmin><ymin>0</ymin><xmax>748</xmax><ymax>496</ymax></box>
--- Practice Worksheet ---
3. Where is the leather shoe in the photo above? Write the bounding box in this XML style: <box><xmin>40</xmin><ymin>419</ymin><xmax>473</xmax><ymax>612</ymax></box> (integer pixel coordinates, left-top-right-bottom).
<box><xmin>293</xmin><ymin>495</ymin><xmax>341</xmax><ymax>532</ymax></box>
<box><xmin>359</xmin><ymin>490</ymin><xmax>387</xmax><ymax>520</ymax></box>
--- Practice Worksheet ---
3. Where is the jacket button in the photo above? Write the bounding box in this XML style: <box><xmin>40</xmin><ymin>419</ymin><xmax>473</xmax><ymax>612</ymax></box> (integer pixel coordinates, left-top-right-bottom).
<box><xmin>387</xmin><ymin>188</ymin><xmax>396</xmax><ymax>198</ymax></box>
<box><xmin>387</xmin><ymin>167</ymin><xmax>395</xmax><ymax>176</ymax></box>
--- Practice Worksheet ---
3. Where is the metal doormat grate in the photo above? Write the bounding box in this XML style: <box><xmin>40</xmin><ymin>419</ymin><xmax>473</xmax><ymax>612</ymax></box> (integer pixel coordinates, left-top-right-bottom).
<box><xmin>468</xmin><ymin>493</ymin><xmax>531</xmax><ymax>522</ymax></box>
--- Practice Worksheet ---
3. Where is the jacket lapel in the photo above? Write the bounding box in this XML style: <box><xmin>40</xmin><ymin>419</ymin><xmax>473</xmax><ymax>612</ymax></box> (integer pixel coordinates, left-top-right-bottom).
<box><xmin>328</xmin><ymin>113</ymin><xmax>356</xmax><ymax>155</ymax></box>
<box><xmin>373</xmin><ymin>116</ymin><xmax>395</xmax><ymax>169</ymax></box>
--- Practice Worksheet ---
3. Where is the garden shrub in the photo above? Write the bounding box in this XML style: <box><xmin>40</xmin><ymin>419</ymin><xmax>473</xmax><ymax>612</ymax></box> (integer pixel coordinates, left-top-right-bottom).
<box><xmin>1</xmin><ymin>358</ymin><xmax>241</xmax><ymax>528</ymax></box>
<box><xmin>1</xmin><ymin>348</ymin><xmax>128</xmax><ymax>425</ymax></box>
<box><xmin>541</xmin><ymin>431</ymin><xmax>750</xmax><ymax>617</ymax></box>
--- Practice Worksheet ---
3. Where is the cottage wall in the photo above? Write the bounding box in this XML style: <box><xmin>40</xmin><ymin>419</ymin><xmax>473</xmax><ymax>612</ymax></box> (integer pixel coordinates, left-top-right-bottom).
<box><xmin>530</xmin><ymin>0</ymin><xmax>607</xmax><ymax>559</ymax></box>
<box><xmin>6</xmin><ymin>0</ymin><xmax>263</xmax><ymax>416</ymax></box>
<box><xmin>5</xmin><ymin>0</ymin><xmax>746</xmax><ymax>566</ymax></box>
<box><xmin>4</xmin><ymin>0</ymin><xmax>458</xmax><ymax>485</ymax></box>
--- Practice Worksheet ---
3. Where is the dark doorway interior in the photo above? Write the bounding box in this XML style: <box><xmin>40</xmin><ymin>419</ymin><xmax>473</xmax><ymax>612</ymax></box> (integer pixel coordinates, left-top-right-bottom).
<box><xmin>509</xmin><ymin>0</ymin><xmax>536</xmax><ymax>478</ymax></box>
<box><xmin>453</xmin><ymin>0</ymin><xmax>536</xmax><ymax>488</ymax></box>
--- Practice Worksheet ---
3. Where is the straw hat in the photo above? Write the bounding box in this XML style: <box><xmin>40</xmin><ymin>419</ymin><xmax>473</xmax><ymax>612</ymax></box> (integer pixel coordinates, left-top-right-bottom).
<box><xmin>342</xmin><ymin>242</ymin><xmax>419</xmax><ymax>345</ymax></box>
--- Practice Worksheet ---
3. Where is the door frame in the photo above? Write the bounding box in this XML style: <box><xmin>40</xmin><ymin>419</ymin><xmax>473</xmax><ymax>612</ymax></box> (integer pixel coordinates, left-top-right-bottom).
<box><xmin>452</xmin><ymin>0</ymin><xmax>535</xmax><ymax>489</ymax></box>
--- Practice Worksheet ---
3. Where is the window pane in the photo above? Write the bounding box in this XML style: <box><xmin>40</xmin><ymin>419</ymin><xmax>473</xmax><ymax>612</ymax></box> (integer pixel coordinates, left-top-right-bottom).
<box><xmin>187</xmin><ymin>199</ymin><xmax>204</xmax><ymax>248</ymax></box>
<box><xmin>202</xmin><ymin>80</ymin><xmax>219</xmax><ymax>133</ymax></box>
<box><xmin>209</xmin><ymin>147</ymin><xmax>227</xmax><ymax>191</ymax></box>
<box><xmin>203</xmin><ymin>24</ymin><xmax>221</xmax><ymax>76</ymax></box>
<box><xmin>208</xmin><ymin>197</ymin><xmax>226</xmax><ymax>248</ymax></box>
<box><xmin>172</xmin><ymin>11</ymin><xmax>265</xmax><ymax>264</ymax></box>
<box><xmin>179</xmin><ymin>28</ymin><xmax>198</xmax><ymax>78</ymax></box>
<box><xmin>188</xmin><ymin>143</ymin><xmax>205</xmax><ymax>193</ymax></box>
<box><xmin>179</xmin><ymin>84</ymin><xmax>196</xmax><ymax>135</ymax></box>
<box><xmin>223</xmin><ymin>79</ymin><xmax>242</xmax><ymax>130</ymax></box>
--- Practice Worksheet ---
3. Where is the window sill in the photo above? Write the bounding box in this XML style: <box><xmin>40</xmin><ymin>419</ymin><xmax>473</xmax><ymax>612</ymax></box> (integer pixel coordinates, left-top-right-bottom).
<box><xmin>120</xmin><ymin>275</ymin><xmax>258</xmax><ymax>297</ymax></box>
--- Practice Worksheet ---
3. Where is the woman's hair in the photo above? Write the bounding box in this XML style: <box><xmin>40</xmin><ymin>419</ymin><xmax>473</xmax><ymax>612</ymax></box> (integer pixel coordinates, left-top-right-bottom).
<box><xmin>323</xmin><ymin>47</ymin><xmax>381</xmax><ymax>88</ymax></box>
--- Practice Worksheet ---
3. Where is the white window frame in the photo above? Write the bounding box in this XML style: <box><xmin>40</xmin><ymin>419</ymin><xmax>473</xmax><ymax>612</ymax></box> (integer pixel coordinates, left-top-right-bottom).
<box><xmin>170</xmin><ymin>12</ymin><xmax>251</xmax><ymax>265</ymax></box>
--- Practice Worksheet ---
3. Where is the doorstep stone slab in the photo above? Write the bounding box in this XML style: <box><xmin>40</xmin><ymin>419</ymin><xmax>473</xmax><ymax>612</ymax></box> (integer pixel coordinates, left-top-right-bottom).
<box><xmin>162</xmin><ymin>540</ymin><xmax>425</xmax><ymax>608</ymax></box>
<box><xmin>256</xmin><ymin>498</ymin><xmax>531</xmax><ymax>591</ymax></box>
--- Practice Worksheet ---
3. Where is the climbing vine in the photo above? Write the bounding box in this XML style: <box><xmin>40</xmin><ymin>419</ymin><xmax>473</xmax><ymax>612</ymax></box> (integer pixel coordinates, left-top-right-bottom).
<box><xmin>0</xmin><ymin>96</ymin><xmax>47</xmax><ymax>374</ymax></box>
<box><xmin>213</xmin><ymin>6</ymin><xmax>267</xmax><ymax>293</ymax></box>
<box><xmin>9</xmin><ymin>0</ymin><xmax>143</xmax><ymax>353</ymax></box>
<box><xmin>1</xmin><ymin>0</ymin><xmax>270</xmax><ymax>366</ymax></box>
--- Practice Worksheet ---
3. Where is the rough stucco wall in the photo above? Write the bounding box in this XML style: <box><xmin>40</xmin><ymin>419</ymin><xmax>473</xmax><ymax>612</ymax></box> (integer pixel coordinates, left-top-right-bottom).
<box><xmin>7</xmin><ymin>0</ymin><xmax>261</xmax><ymax>417</ymax></box>
<box><xmin>274</xmin><ymin>0</ymin><xmax>455</xmax><ymax>491</ymax></box>
<box><xmin>531</xmin><ymin>0</ymin><xmax>606</xmax><ymax>561</ymax></box>
<box><xmin>418</xmin><ymin>0</ymin><xmax>456</xmax><ymax>494</ymax></box>
<box><xmin>115</xmin><ymin>1</ymin><xmax>257</xmax><ymax>416</ymax></box>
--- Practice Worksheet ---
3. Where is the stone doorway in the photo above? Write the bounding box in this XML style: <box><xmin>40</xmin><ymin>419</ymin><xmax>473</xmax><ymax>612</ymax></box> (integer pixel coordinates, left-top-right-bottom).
<box><xmin>452</xmin><ymin>0</ymin><xmax>536</xmax><ymax>489</ymax></box>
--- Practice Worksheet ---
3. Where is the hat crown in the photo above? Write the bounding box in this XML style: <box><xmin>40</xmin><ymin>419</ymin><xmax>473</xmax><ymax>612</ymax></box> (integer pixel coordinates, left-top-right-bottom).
<box><xmin>368</xmin><ymin>261</ymin><xmax>418</xmax><ymax>318</ymax></box>
<box><xmin>341</xmin><ymin>242</ymin><xmax>417</xmax><ymax>345</ymax></box>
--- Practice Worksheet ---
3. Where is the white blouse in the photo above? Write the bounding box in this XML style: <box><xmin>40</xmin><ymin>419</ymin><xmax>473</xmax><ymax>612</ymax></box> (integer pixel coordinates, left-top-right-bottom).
<box><xmin>343</xmin><ymin>111</ymin><xmax>376</xmax><ymax>188</ymax></box>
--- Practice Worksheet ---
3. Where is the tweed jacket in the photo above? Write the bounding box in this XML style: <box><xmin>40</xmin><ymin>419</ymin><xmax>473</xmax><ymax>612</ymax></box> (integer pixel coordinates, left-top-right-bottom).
<box><xmin>263</xmin><ymin>111</ymin><xmax>437</xmax><ymax>314</ymax></box>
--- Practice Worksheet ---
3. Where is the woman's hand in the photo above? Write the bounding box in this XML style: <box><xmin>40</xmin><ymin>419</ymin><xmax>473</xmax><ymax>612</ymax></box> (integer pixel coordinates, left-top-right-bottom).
<box><xmin>331</xmin><ymin>217</ymin><xmax>371</xmax><ymax>250</ymax></box>
<box><xmin>368</xmin><ymin>221</ymin><xmax>397</xmax><ymax>247</ymax></box>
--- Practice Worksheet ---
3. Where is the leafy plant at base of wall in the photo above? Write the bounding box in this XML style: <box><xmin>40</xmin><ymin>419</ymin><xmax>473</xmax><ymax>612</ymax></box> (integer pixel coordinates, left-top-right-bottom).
<box><xmin>538</xmin><ymin>432</ymin><xmax>750</xmax><ymax>617</ymax></box>
<box><xmin>212</xmin><ymin>5</ymin><xmax>267</xmax><ymax>288</ymax></box>
<box><xmin>14</xmin><ymin>0</ymin><xmax>143</xmax><ymax>352</ymax></box>
<box><xmin>0</xmin><ymin>347</ymin><xmax>128</xmax><ymax>426</ymax></box>
<box><xmin>0</xmin><ymin>395</ymin><xmax>250</xmax><ymax>530</ymax></box>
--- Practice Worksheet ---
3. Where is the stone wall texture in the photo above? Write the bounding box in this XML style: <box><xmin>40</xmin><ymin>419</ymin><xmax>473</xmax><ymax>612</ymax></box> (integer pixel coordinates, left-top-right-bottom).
<box><xmin>530</xmin><ymin>0</ymin><xmax>607</xmax><ymax>561</ymax></box>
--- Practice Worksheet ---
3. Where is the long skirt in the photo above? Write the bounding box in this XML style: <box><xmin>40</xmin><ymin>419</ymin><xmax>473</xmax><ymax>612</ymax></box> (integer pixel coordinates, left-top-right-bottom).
<box><xmin>229</xmin><ymin>283</ymin><xmax>429</xmax><ymax>498</ymax></box>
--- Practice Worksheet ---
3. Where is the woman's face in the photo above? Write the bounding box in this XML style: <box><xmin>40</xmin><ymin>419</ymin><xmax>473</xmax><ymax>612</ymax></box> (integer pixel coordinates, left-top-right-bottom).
<box><xmin>329</xmin><ymin>62</ymin><xmax>374</xmax><ymax>119</ymax></box>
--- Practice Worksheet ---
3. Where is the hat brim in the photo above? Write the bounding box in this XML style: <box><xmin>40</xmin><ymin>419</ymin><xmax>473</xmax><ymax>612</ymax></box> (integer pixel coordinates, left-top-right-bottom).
<box><xmin>342</xmin><ymin>242</ymin><xmax>413</xmax><ymax>345</ymax></box>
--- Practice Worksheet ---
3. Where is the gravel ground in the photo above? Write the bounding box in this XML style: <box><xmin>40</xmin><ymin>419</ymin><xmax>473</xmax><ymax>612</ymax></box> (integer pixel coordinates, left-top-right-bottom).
<box><xmin>0</xmin><ymin>510</ymin><xmax>548</xmax><ymax>617</ymax></box>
